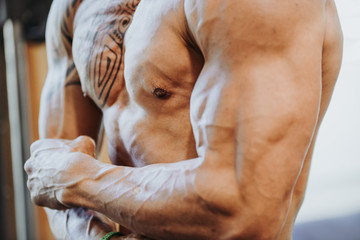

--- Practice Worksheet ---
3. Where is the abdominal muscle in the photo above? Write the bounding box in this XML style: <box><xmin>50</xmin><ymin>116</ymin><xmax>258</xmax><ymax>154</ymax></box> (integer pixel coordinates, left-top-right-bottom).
<box><xmin>102</xmin><ymin>97</ymin><xmax>198</xmax><ymax>168</ymax></box>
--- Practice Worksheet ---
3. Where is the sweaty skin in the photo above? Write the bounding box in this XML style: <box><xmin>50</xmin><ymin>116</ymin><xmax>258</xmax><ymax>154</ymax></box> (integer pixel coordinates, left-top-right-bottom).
<box><xmin>25</xmin><ymin>0</ymin><xmax>343</xmax><ymax>239</ymax></box>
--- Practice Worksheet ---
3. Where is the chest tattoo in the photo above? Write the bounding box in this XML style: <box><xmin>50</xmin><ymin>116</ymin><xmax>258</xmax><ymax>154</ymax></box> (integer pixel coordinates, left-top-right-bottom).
<box><xmin>87</xmin><ymin>0</ymin><xmax>141</xmax><ymax>107</ymax></box>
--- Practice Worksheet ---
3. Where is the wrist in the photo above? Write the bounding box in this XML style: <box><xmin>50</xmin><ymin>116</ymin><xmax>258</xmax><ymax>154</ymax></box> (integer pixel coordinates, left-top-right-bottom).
<box><xmin>60</xmin><ymin>152</ymin><xmax>103</xmax><ymax>208</ymax></box>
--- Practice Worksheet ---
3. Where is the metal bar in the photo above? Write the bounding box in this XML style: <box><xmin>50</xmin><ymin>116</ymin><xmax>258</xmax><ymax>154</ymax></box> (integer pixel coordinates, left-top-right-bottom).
<box><xmin>0</xmin><ymin>26</ymin><xmax>17</xmax><ymax>240</ymax></box>
<box><xmin>3</xmin><ymin>19</ymin><xmax>36</xmax><ymax>240</ymax></box>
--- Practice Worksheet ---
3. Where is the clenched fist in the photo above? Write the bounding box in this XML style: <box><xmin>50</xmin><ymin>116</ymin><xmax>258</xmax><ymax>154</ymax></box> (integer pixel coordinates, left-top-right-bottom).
<box><xmin>24</xmin><ymin>136</ymin><xmax>98</xmax><ymax>210</ymax></box>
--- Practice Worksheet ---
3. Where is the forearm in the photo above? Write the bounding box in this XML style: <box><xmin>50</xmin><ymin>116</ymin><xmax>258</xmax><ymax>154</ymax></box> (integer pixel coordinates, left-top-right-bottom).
<box><xmin>28</xmin><ymin>138</ymin><xmax>289</xmax><ymax>240</ymax></box>
<box><xmin>63</xmin><ymin>156</ymin><xmax>234</xmax><ymax>240</ymax></box>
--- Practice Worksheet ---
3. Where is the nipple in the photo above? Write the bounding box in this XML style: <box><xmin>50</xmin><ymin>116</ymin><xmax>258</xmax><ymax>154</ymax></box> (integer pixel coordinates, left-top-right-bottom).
<box><xmin>153</xmin><ymin>88</ymin><xmax>171</xmax><ymax>99</ymax></box>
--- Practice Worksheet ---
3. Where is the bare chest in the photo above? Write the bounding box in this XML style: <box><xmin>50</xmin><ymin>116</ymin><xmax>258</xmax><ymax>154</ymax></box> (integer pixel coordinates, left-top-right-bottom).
<box><xmin>72</xmin><ymin>0</ymin><xmax>202</xmax><ymax>165</ymax></box>
<box><xmin>72</xmin><ymin>0</ymin><xmax>203</xmax><ymax>109</ymax></box>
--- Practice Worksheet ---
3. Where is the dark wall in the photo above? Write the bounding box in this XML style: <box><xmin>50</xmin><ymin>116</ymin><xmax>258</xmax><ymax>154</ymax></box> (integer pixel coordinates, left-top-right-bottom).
<box><xmin>0</xmin><ymin>0</ymin><xmax>7</xmax><ymax>26</ymax></box>
<box><xmin>22</xmin><ymin>0</ymin><xmax>52</xmax><ymax>41</ymax></box>
<box><xmin>0</xmin><ymin>0</ymin><xmax>26</xmax><ymax>23</ymax></box>
<box><xmin>0</xmin><ymin>0</ymin><xmax>52</xmax><ymax>41</ymax></box>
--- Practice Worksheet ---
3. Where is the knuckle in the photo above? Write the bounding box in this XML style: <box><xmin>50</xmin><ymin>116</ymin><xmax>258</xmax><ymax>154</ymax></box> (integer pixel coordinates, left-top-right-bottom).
<box><xmin>24</xmin><ymin>161</ymin><xmax>32</xmax><ymax>174</ymax></box>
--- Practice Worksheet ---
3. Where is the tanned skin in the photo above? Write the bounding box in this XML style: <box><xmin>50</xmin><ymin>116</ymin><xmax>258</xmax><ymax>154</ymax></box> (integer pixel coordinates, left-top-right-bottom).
<box><xmin>24</xmin><ymin>0</ymin><xmax>343</xmax><ymax>239</ymax></box>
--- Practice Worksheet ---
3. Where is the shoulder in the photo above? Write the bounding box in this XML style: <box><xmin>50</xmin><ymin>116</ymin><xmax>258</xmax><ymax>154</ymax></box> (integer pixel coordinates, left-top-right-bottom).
<box><xmin>183</xmin><ymin>0</ymin><xmax>324</xmax><ymax>28</ymax></box>
<box><xmin>183</xmin><ymin>0</ymin><xmax>325</xmax><ymax>58</ymax></box>
<box><xmin>46</xmin><ymin>0</ymin><xmax>83</xmax><ymax>58</ymax></box>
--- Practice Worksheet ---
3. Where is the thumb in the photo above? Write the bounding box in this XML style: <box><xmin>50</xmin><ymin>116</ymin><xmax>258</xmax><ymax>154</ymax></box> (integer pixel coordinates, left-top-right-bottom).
<box><xmin>70</xmin><ymin>136</ymin><xmax>96</xmax><ymax>157</ymax></box>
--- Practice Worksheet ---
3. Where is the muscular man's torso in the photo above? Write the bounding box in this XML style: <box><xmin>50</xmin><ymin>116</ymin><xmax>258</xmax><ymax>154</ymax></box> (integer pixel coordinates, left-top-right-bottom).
<box><xmin>59</xmin><ymin>0</ymin><xmax>342</xmax><ymax>238</ymax></box>
<box><xmin>71</xmin><ymin>0</ymin><xmax>201</xmax><ymax>167</ymax></box>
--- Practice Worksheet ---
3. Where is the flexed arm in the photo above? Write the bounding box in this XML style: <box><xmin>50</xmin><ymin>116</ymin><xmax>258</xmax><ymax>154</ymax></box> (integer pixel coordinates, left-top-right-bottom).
<box><xmin>26</xmin><ymin>0</ymin><xmax>333</xmax><ymax>239</ymax></box>
<box><xmin>34</xmin><ymin>0</ymin><xmax>117</xmax><ymax>239</ymax></box>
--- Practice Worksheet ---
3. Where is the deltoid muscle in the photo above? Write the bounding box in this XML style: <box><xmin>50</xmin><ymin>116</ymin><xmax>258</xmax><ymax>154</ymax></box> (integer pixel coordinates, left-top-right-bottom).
<box><xmin>88</xmin><ymin>0</ymin><xmax>141</xmax><ymax>107</ymax></box>
<box><xmin>59</xmin><ymin>0</ymin><xmax>141</xmax><ymax>107</ymax></box>
<box><xmin>60</xmin><ymin>0</ymin><xmax>84</xmax><ymax>89</ymax></box>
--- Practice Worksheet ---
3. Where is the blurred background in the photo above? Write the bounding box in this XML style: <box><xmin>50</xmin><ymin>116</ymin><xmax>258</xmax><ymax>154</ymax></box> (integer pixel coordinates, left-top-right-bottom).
<box><xmin>0</xmin><ymin>0</ymin><xmax>359</xmax><ymax>239</ymax></box>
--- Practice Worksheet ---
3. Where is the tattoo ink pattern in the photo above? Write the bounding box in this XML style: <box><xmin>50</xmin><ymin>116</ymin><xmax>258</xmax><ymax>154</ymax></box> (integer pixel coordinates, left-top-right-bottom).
<box><xmin>61</xmin><ymin>0</ymin><xmax>82</xmax><ymax>87</ymax></box>
<box><xmin>46</xmin><ymin>0</ymin><xmax>82</xmax><ymax>100</ymax></box>
<box><xmin>65</xmin><ymin>62</ymin><xmax>81</xmax><ymax>86</ymax></box>
<box><xmin>88</xmin><ymin>0</ymin><xmax>141</xmax><ymax>107</ymax></box>
<box><xmin>61</xmin><ymin>0</ymin><xmax>81</xmax><ymax>51</ymax></box>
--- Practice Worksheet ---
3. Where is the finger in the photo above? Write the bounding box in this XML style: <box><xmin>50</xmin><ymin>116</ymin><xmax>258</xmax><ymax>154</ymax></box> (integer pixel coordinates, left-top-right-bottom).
<box><xmin>31</xmin><ymin>192</ymin><xmax>69</xmax><ymax>210</ymax></box>
<box><xmin>27</xmin><ymin>178</ymin><xmax>33</xmax><ymax>191</ymax></box>
<box><xmin>30</xmin><ymin>139</ymin><xmax>45</xmax><ymax>154</ymax></box>
<box><xmin>31</xmin><ymin>193</ymin><xmax>48</xmax><ymax>208</ymax></box>
<box><xmin>24</xmin><ymin>159</ymin><xmax>32</xmax><ymax>174</ymax></box>
<box><xmin>30</xmin><ymin>139</ymin><xmax>70</xmax><ymax>156</ymax></box>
